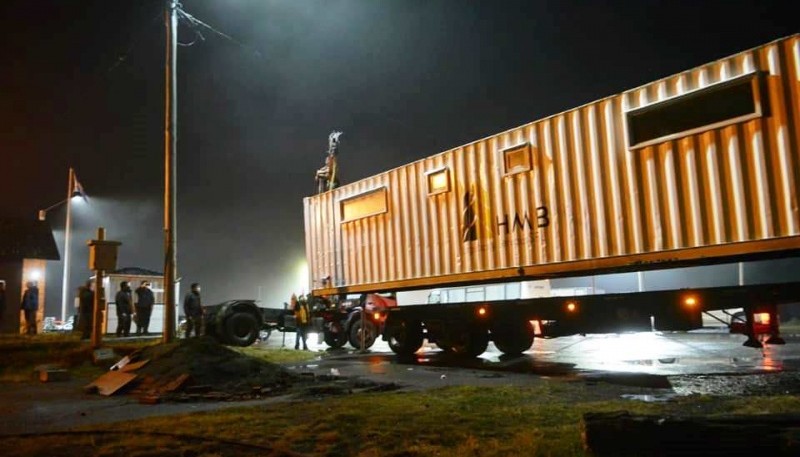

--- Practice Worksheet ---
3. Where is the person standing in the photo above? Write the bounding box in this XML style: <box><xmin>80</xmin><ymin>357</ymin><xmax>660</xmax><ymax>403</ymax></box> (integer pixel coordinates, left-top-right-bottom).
<box><xmin>134</xmin><ymin>280</ymin><xmax>154</xmax><ymax>335</ymax></box>
<box><xmin>20</xmin><ymin>281</ymin><xmax>39</xmax><ymax>335</ymax></box>
<box><xmin>290</xmin><ymin>293</ymin><xmax>310</xmax><ymax>350</ymax></box>
<box><xmin>183</xmin><ymin>282</ymin><xmax>203</xmax><ymax>338</ymax></box>
<box><xmin>0</xmin><ymin>282</ymin><xmax>6</xmax><ymax>330</ymax></box>
<box><xmin>115</xmin><ymin>281</ymin><xmax>133</xmax><ymax>337</ymax></box>
<box><xmin>76</xmin><ymin>280</ymin><xmax>94</xmax><ymax>340</ymax></box>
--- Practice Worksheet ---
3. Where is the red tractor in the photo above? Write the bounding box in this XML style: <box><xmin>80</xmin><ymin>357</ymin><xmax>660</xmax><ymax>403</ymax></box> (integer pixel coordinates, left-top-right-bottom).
<box><xmin>314</xmin><ymin>293</ymin><xmax>397</xmax><ymax>350</ymax></box>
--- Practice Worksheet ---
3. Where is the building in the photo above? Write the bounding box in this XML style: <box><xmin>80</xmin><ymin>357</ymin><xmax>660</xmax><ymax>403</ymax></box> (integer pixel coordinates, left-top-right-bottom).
<box><xmin>0</xmin><ymin>218</ymin><xmax>60</xmax><ymax>334</ymax></box>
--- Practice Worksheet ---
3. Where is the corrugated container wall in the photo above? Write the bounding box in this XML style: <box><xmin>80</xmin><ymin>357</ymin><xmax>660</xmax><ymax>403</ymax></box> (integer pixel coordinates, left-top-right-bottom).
<box><xmin>305</xmin><ymin>35</ymin><xmax>800</xmax><ymax>296</ymax></box>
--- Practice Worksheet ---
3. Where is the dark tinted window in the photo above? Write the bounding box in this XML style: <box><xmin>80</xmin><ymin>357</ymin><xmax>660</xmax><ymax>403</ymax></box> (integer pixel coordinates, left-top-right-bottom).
<box><xmin>627</xmin><ymin>75</ymin><xmax>759</xmax><ymax>147</ymax></box>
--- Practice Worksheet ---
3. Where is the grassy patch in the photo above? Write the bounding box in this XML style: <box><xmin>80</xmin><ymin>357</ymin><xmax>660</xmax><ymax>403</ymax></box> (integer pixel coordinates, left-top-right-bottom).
<box><xmin>235</xmin><ymin>346</ymin><xmax>322</xmax><ymax>364</ymax></box>
<box><xmin>3</xmin><ymin>384</ymin><xmax>793</xmax><ymax>456</ymax></box>
<box><xmin>0</xmin><ymin>334</ymin><xmax>158</xmax><ymax>382</ymax></box>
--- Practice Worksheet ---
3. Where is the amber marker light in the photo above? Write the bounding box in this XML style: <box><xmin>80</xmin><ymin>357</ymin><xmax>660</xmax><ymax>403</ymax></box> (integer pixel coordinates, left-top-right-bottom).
<box><xmin>477</xmin><ymin>306</ymin><xmax>488</xmax><ymax>317</ymax></box>
<box><xmin>373</xmin><ymin>312</ymin><xmax>382</xmax><ymax>321</ymax></box>
<box><xmin>566</xmin><ymin>302</ymin><xmax>577</xmax><ymax>312</ymax></box>
<box><xmin>684</xmin><ymin>296</ymin><xmax>698</xmax><ymax>307</ymax></box>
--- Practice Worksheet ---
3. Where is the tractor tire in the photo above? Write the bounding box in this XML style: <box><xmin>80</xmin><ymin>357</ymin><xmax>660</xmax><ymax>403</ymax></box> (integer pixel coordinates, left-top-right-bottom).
<box><xmin>323</xmin><ymin>324</ymin><xmax>347</xmax><ymax>349</ymax></box>
<box><xmin>386</xmin><ymin>319</ymin><xmax>423</xmax><ymax>356</ymax></box>
<box><xmin>349</xmin><ymin>319</ymin><xmax>377</xmax><ymax>349</ymax></box>
<box><xmin>223</xmin><ymin>312</ymin><xmax>259</xmax><ymax>347</ymax></box>
<box><xmin>492</xmin><ymin>320</ymin><xmax>534</xmax><ymax>355</ymax></box>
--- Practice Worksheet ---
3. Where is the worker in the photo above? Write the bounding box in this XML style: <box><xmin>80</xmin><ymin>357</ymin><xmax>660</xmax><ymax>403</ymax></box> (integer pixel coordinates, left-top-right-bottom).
<box><xmin>183</xmin><ymin>282</ymin><xmax>204</xmax><ymax>338</ymax></box>
<box><xmin>134</xmin><ymin>281</ymin><xmax>154</xmax><ymax>335</ymax></box>
<box><xmin>290</xmin><ymin>293</ymin><xmax>310</xmax><ymax>350</ymax></box>
<box><xmin>20</xmin><ymin>281</ymin><xmax>39</xmax><ymax>335</ymax></box>
<box><xmin>115</xmin><ymin>281</ymin><xmax>133</xmax><ymax>337</ymax></box>
<box><xmin>76</xmin><ymin>280</ymin><xmax>94</xmax><ymax>340</ymax></box>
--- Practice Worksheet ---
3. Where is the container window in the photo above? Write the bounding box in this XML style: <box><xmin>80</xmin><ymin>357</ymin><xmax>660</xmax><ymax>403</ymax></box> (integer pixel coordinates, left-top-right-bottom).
<box><xmin>503</xmin><ymin>143</ymin><xmax>532</xmax><ymax>175</ymax></box>
<box><xmin>627</xmin><ymin>73</ymin><xmax>762</xmax><ymax>148</ymax></box>
<box><xmin>426</xmin><ymin>168</ymin><xmax>450</xmax><ymax>195</ymax></box>
<box><xmin>340</xmin><ymin>187</ymin><xmax>388</xmax><ymax>222</ymax></box>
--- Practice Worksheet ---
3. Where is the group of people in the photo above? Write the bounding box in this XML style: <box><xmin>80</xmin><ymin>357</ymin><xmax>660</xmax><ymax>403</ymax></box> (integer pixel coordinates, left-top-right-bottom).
<box><xmin>77</xmin><ymin>279</ymin><xmax>155</xmax><ymax>339</ymax></box>
<box><xmin>5</xmin><ymin>278</ymin><xmax>203</xmax><ymax>338</ymax></box>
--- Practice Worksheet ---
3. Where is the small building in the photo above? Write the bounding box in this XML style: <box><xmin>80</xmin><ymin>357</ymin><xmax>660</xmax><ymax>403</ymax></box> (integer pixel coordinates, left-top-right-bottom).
<box><xmin>0</xmin><ymin>218</ymin><xmax>60</xmax><ymax>334</ymax></box>
<box><xmin>97</xmin><ymin>267</ymin><xmax>180</xmax><ymax>335</ymax></box>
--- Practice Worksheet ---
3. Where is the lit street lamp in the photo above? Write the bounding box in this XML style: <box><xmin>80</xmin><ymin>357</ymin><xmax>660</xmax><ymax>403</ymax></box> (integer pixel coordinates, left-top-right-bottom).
<box><xmin>38</xmin><ymin>167</ymin><xmax>87</xmax><ymax>321</ymax></box>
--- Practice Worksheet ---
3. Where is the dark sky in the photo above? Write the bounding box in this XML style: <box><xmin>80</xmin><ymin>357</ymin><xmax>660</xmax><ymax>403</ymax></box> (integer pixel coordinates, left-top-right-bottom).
<box><xmin>1</xmin><ymin>0</ymin><xmax>797</xmax><ymax>315</ymax></box>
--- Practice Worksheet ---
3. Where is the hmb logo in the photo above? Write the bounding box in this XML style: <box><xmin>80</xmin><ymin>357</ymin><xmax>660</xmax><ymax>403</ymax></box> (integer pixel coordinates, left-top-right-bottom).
<box><xmin>462</xmin><ymin>188</ymin><xmax>478</xmax><ymax>242</ymax></box>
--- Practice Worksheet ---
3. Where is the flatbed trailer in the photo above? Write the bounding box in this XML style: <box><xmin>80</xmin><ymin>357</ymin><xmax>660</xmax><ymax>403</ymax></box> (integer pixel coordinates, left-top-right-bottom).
<box><xmin>303</xmin><ymin>35</ymin><xmax>800</xmax><ymax>356</ymax></box>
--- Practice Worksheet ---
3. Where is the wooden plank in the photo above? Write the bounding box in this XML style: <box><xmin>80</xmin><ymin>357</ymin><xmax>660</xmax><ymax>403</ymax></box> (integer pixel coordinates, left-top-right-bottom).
<box><xmin>120</xmin><ymin>359</ymin><xmax>150</xmax><ymax>372</ymax></box>
<box><xmin>86</xmin><ymin>371</ymin><xmax>138</xmax><ymax>396</ymax></box>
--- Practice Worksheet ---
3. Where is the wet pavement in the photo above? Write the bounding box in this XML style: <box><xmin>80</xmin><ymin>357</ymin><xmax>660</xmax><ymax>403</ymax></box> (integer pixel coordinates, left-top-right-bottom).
<box><xmin>267</xmin><ymin>329</ymin><xmax>800</xmax><ymax>396</ymax></box>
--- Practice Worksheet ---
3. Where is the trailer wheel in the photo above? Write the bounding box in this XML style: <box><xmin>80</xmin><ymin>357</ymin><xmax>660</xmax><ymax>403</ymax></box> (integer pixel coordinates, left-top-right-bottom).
<box><xmin>492</xmin><ymin>321</ymin><xmax>534</xmax><ymax>355</ymax></box>
<box><xmin>387</xmin><ymin>320</ymin><xmax>423</xmax><ymax>356</ymax></box>
<box><xmin>323</xmin><ymin>325</ymin><xmax>347</xmax><ymax>349</ymax></box>
<box><xmin>349</xmin><ymin>320</ymin><xmax>377</xmax><ymax>349</ymax></box>
<box><xmin>442</xmin><ymin>326</ymin><xmax>489</xmax><ymax>357</ymax></box>
<box><xmin>224</xmin><ymin>312</ymin><xmax>259</xmax><ymax>347</ymax></box>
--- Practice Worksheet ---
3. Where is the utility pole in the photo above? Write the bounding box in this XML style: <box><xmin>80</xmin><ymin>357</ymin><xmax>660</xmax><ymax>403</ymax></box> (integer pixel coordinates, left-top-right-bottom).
<box><xmin>163</xmin><ymin>0</ymin><xmax>178</xmax><ymax>343</ymax></box>
<box><xmin>61</xmin><ymin>167</ymin><xmax>75</xmax><ymax>321</ymax></box>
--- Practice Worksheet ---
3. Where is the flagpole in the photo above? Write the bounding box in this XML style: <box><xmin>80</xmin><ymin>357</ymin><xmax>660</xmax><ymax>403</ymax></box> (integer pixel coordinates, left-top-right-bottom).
<box><xmin>61</xmin><ymin>167</ymin><xmax>74</xmax><ymax>322</ymax></box>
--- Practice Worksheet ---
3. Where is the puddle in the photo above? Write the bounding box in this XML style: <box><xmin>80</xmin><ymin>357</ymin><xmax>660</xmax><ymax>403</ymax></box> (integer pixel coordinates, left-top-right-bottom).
<box><xmin>621</xmin><ymin>393</ymin><xmax>679</xmax><ymax>402</ymax></box>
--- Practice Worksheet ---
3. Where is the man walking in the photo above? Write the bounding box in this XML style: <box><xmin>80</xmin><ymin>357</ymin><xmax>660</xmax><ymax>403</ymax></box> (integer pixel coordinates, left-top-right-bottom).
<box><xmin>183</xmin><ymin>282</ymin><xmax>203</xmax><ymax>338</ymax></box>
<box><xmin>134</xmin><ymin>281</ymin><xmax>154</xmax><ymax>335</ymax></box>
<box><xmin>20</xmin><ymin>281</ymin><xmax>39</xmax><ymax>335</ymax></box>
<box><xmin>76</xmin><ymin>281</ymin><xmax>94</xmax><ymax>340</ymax></box>
<box><xmin>115</xmin><ymin>281</ymin><xmax>133</xmax><ymax>337</ymax></box>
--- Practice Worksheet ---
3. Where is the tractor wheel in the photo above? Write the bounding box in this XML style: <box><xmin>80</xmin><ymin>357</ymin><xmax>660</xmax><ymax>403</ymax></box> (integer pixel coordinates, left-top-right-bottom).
<box><xmin>349</xmin><ymin>319</ymin><xmax>378</xmax><ymax>349</ymax></box>
<box><xmin>323</xmin><ymin>324</ymin><xmax>347</xmax><ymax>349</ymax></box>
<box><xmin>224</xmin><ymin>312</ymin><xmax>259</xmax><ymax>347</ymax></box>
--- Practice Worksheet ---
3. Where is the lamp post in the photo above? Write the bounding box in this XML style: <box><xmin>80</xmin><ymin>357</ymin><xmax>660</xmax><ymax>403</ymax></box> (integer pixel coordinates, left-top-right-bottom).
<box><xmin>38</xmin><ymin>167</ymin><xmax>86</xmax><ymax>321</ymax></box>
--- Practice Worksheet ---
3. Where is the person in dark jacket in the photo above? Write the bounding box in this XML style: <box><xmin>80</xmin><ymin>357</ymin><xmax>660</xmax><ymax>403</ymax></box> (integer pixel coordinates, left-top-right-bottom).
<box><xmin>20</xmin><ymin>281</ymin><xmax>39</xmax><ymax>335</ymax></box>
<box><xmin>115</xmin><ymin>281</ymin><xmax>133</xmax><ymax>337</ymax></box>
<box><xmin>76</xmin><ymin>280</ymin><xmax>94</xmax><ymax>340</ymax></box>
<box><xmin>0</xmin><ymin>281</ymin><xmax>6</xmax><ymax>330</ymax></box>
<box><xmin>183</xmin><ymin>282</ymin><xmax>203</xmax><ymax>338</ymax></box>
<box><xmin>134</xmin><ymin>280</ymin><xmax>155</xmax><ymax>335</ymax></box>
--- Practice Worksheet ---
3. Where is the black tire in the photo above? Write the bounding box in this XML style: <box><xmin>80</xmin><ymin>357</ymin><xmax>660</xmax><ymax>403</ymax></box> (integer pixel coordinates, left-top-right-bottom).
<box><xmin>323</xmin><ymin>324</ymin><xmax>348</xmax><ymax>349</ymax></box>
<box><xmin>445</xmin><ymin>326</ymin><xmax>489</xmax><ymax>357</ymax></box>
<box><xmin>224</xmin><ymin>312</ymin><xmax>259</xmax><ymax>347</ymax></box>
<box><xmin>492</xmin><ymin>321</ymin><xmax>534</xmax><ymax>355</ymax></box>
<box><xmin>387</xmin><ymin>319</ymin><xmax>423</xmax><ymax>356</ymax></box>
<box><xmin>349</xmin><ymin>319</ymin><xmax>377</xmax><ymax>349</ymax></box>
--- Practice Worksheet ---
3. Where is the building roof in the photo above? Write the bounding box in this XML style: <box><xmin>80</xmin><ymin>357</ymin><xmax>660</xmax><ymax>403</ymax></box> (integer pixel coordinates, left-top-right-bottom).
<box><xmin>0</xmin><ymin>218</ymin><xmax>60</xmax><ymax>261</ymax></box>
<box><xmin>111</xmin><ymin>267</ymin><xmax>163</xmax><ymax>276</ymax></box>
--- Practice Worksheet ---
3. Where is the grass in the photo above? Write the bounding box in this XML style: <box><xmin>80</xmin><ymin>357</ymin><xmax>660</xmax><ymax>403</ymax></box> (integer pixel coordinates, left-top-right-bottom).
<box><xmin>0</xmin><ymin>333</ymin><xmax>159</xmax><ymax>382</ymax></box>
<box><xmin>0</xmin><ymin>334</ymin><xmax>319</xmax><ymax>382</ymax></box>
<box><xmin>3</xmin><ymin>384</ymin><xmax>800</xmax><ymax>456</ymax></box>
<box><xmin>235</xmin><ymin>346</ymin><xmax>322</xmax><ymax>364</ymax></box>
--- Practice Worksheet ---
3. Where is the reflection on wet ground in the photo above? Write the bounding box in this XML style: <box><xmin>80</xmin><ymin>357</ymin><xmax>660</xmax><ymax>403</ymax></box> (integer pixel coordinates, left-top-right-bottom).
<box><xmin>265</xmin><ymin>330</ymin><xmax>800</xmax><ymax>396</ymax></box>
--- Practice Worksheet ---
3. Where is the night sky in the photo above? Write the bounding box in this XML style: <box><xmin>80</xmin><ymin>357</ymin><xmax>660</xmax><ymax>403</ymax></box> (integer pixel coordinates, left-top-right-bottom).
<box><xmin>1</xmin><ymin>0</ymin><xmax>797</xmax><ymax>316</ymax></box>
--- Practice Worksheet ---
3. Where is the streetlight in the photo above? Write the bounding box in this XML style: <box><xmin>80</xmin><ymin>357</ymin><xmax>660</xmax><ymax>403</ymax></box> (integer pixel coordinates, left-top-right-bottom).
<box><xmin>38</xmin><ymin>167</ymin><xmax>88</xmax><ymax>321</ymax></box>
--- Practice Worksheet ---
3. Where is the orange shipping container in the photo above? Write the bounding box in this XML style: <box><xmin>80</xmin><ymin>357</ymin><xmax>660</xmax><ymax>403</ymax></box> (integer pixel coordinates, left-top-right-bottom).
<box><xmin>305</xmin><ymin>35</ymin><xmax>800</xmax><ymax>297</ymax></box>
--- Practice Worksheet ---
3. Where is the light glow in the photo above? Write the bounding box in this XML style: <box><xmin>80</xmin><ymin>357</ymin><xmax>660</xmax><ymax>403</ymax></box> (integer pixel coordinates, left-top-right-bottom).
<box><xmin>477</xmin><ymin>306</ymin><xmax>488</xmax><ymax>317</ymax></box>
<box><xmin>684</xmin><ymin>296</ymin><xmax>698</xmax><ymax>307</ymax></box>
<box><xmin>28</xmin><ymin>269</ymin><xmax>42</xmax><ymax>281</ymax></box>
<box><xmin>566</xmin><ymin>302</ymin><xmax>577</xmax><ymax>312</ymax></box>
<box><xmin>755</xmin><ymin>312</ymin><xmax>771</xmax><ymax>324</ymax></box>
